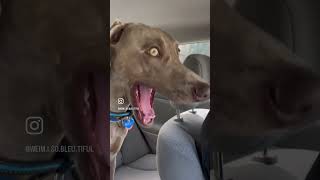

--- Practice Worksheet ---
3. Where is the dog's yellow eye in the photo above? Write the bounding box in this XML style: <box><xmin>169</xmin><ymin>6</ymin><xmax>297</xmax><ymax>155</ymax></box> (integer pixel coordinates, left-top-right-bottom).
<box><xmin>148</xmin><ymin>48</ymin><xmax>159</xmax><ymax>57</ymax></box>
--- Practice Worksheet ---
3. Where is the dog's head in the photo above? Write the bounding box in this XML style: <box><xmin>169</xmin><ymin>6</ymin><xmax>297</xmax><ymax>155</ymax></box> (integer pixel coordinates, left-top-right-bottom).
<box><xmin>211</xmin><ymin>0</ymin><xmax>320</xmax><ymax>135</ymax></box>
<box><xmin>110</xmin><ymin>21</ymin><xmax>210</xmax><ymax>126</ymax></box>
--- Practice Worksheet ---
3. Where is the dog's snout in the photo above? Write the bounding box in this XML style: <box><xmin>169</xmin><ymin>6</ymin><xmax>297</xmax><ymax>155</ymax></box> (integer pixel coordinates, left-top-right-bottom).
<box><xmin>193</xmin><ymin>82</ymin><xmax>210</xmax><ymax>101</ymax></box>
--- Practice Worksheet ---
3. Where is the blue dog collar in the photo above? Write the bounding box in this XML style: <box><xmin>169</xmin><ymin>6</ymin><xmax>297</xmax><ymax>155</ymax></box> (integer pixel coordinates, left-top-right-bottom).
<box><xmin>0</xmin><ymin>158</ymin><xmax>73</xmax><ymax>177</ymax></box>
<box><xmin>110</xmin><ymin>112</ymin><xmax>135</xmax><ymax>129</ymax></box>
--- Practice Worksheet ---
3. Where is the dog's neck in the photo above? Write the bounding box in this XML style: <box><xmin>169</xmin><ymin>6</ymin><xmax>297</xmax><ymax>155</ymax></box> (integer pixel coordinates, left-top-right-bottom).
<box><xmin>110</xmin><ymin>72</ymin><xmax>131</xmax><ymax>113</ymax></box>
<box><xmin>110</xmin><ymin>72</ymin><xmax>132</xmax><ymax>180</ymax></box>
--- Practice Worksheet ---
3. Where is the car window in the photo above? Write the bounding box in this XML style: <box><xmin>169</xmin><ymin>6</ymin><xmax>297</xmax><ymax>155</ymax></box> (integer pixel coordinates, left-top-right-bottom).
<box><xmin>179</xmin><ymin>41</ymin><xmax>210</xmax><ymax>62</ymax></box>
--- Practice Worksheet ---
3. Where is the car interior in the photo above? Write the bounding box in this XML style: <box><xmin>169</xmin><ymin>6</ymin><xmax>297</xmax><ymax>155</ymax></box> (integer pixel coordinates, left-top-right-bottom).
<box><xmin>111</xmin><ymin>0</ymin><xmax>320</xmax><ymax>180</ymax></box>
<box><xmin>110</xmin><ymin>0</ymin><xmax>210</xmax><ymax>179</ymax></box>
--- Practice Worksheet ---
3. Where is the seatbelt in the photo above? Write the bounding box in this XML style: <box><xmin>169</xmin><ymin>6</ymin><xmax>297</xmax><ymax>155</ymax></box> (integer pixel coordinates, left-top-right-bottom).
<box><xmin>200</xmin><ymin>143</ymin><xmax>212</xmax><ymax>180</ymax></box>
<box><xmin>134</xmin><ymin>119</ymin><xmax>154</xmax><ymax>153</ymax></box>
<box><xmin>200</xmin><ymin>110</ymin><xmax>213</xmax><ymax>180</ymax></box>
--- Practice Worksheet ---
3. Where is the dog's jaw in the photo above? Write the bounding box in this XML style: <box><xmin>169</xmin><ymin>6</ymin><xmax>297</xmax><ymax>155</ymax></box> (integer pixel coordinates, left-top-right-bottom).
<box><xmin>109</xmin><ymin>73</ymin><xmax>131</xmax><ymax>112</ymax></box>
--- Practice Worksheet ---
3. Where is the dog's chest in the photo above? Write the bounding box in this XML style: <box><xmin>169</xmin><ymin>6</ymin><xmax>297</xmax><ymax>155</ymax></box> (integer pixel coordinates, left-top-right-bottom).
<box><xmin>110</xmin><ymin>124</ymin><xmax>128</xmax><ymax>155</ymax></box>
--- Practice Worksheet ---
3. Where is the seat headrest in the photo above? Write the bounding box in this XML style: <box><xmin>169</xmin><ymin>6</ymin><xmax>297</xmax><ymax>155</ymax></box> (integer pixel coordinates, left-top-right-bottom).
<box><xmin>183</xmin><ymin>54</ymin><xmax>210</xmax><ymax>83</ymax></box>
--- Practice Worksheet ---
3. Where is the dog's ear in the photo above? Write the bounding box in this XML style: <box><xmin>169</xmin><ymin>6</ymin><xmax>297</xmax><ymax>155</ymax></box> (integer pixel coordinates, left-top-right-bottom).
<box><xmin>110</xmin><ymin>20</ymin><xmax>127</xmax><ymax>45</ymax></box>
<box><xmin>111</xmin><ymin>19</ymin><xmax>122</xmax><ymax>29</ymax></box>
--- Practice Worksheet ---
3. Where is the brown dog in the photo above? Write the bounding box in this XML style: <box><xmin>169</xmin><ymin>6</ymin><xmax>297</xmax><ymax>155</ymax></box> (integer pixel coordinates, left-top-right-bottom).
<box><xmin>109</xmin><ymin>21</ymin><xmax>210</xmax><ymax>180</ymax></box>
<box><xmin>211</xmin><ymin>0</ymin><xmax>320</xmax><ymax>136</ymax></box>
<box><xmin>0</xmin><ymin>0</ymin><xmax>108</xmax><ymax>180</ymax></box>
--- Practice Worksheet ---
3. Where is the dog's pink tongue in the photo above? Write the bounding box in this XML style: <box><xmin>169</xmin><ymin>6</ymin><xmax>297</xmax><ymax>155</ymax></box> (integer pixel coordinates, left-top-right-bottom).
<box><xmin>139</xmin><ymin>85</ymin><xmax>155</xmax><ymax>124</ymax></box>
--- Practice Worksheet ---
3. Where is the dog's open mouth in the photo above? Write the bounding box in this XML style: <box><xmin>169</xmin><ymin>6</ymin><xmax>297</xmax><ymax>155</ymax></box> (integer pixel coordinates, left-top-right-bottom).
<box><xmin>131</xmin><ymin>83</ymin><xmax>156</xmax><ymax>125</ymax></box>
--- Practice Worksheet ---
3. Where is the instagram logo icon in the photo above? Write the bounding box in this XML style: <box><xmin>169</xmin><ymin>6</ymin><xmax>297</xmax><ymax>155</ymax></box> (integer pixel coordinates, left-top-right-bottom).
<box><xmin>25</xmin><ymin>116</ymin><xmax>43</xmax><ymax>135</ymax></box>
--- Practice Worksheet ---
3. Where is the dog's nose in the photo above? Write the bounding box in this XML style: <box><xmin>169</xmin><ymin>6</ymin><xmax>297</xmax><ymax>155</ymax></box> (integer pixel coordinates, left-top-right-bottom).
<box><xmin>193</xmin><ymin>82</ymin><xmax>210</xmax><ymax>101</ymax></box>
